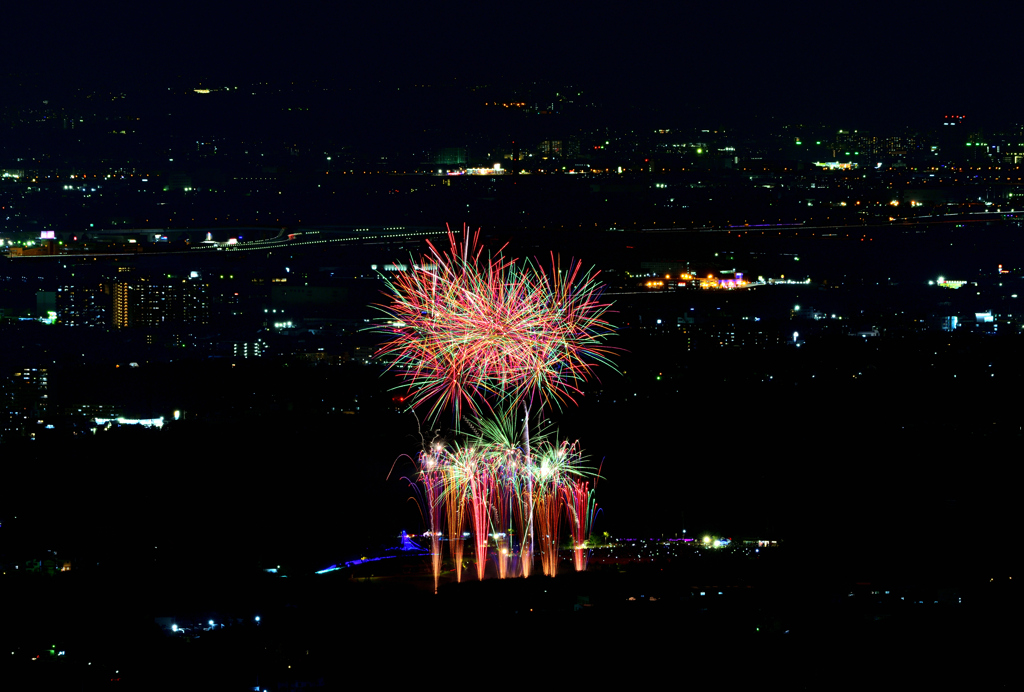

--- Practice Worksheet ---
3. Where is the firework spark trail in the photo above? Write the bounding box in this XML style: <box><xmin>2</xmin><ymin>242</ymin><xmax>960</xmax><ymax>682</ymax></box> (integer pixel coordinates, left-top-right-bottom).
<box><xmin>472</xmin><ymin>413</ymin><xmax>522</xmax><ymax>578</ymax></box>
<box><xmin>488</xmin><ymin>437</ymin><xmax>516</xmax><ymax>580</ymax></box>
<box><xmin>417</xmin><ymin>448</ymin><xmax>445</xmax><ymax>593</ymax></box>
<box><xmin>442</xmin><ymin>464</ymin><xmax>466</xmax><ymax>584</ymax></box>
<box><xmin>412</xmin><ymin>422</ymin><xmax>594</xmax><ymax>584</ymax></box>
<box><xmin>562</xmin><ymin>479</ymin><xmax>597</xmax><ymax>572</ymax></box>
<box><xmin>510</xmin><ymin>459</ymin><xmax>533</xmax><ymax>579</ymax></box>
<box><xmin>521</xmin><ymin>401</ymin><xmax>535</xmax><ymax>578</ymax></box>
<box><xmin>533</xmin><ymin>440</ymin><xmax>564</xmax><ymax>577</ymax></box>
<box><xmin>464</xmin><ymin>452</ymin><xmax>492</xmax><ymax>582</ymax></box>
<box><xmin>472</xmin><ymin>412</ymin><xmax>547</xmax><ymax>578</ymax></box>
<box><xmin>535</xmin><ymin>488</ymin><xmax>562</xmax><ymax>577</ymax></box>
<box><xmin>491</xmin><ymin>470</ymin><xmax>513</xmax><ymax>579</ymax></box>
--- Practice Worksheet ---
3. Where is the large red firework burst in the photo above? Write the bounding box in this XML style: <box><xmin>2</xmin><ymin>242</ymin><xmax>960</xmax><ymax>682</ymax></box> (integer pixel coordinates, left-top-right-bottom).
<box><xmin>375</xmin><ymin>226</ymin><xmax>616</xmax><ymax>420</ymax></box>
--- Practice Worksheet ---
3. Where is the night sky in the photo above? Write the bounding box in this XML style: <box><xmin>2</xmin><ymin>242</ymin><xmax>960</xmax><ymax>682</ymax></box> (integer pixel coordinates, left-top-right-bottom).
<box><xmin>3</xmin><ymin>1</ymin><xmax>1020</xmax><ymax>126</ymax></box>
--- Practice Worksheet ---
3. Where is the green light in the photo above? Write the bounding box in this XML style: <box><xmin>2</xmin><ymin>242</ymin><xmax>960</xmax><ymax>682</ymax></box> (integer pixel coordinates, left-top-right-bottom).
<box><xmin>796</xmin><ymin>140</ymin><xmax>802</xmax><ymax>145</ymax></box>
<box><xmin>816</xmin><ymin>141</ymin><xmax>821</xmax><ymax>145</ymax></box>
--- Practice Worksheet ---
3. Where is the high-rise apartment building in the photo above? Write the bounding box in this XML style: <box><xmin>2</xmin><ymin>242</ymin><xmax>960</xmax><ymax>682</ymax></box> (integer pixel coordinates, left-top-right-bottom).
<box><xmin>2</xmin><ymin>367</ymin><xmax>49</xmax><ymax>439</ymax></box>
<box><xmin>56</xmin><ymin>283</ymin><xmax>109</xmax><ymax>327</ymax></box>
<box><xmin>112</xmin><ymin>275</ymin><xmax>210</xmax><ymax>328</ymax></box>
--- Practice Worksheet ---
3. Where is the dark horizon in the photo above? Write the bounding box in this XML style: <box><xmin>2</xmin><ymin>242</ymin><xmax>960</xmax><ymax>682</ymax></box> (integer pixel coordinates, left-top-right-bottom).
<box><xmin>2</xmin><ymin>1</ymin><xmax>1020</xmax><ymax>131</ymax></box>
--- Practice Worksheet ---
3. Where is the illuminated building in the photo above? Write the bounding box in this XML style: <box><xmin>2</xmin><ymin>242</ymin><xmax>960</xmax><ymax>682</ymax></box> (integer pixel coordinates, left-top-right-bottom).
<box><xmin>936</xmin><ymin>115</ymin><xmax>970</xmax><ymax>161</ymax></box>
<box><xmin>228</xmin><ymin>339</ymin><xmax>268</xmax><ymax>359</ymax></box>
<box><xmin>699</xmin><ymin>272</ymin><xmax>750</xmax><ymax>289</ymax></box>
<box><xmin>1002</xmin><ymin>146</ymin><xmax>1024</xmax><ymax>165</ymax></box>
<box><xmin>538</xmin><ymin>140</ymin><xmax>561</xmax><ymax>156</ymax></box>
<box><xmin>56</xmin><ymin>283</ymin><xmax>109</xmax><ymax>327</ymax></box>
<box><xmin>3</xmin><ymin>367</ymin><xmax>48</xmax><ymax>438</ymax></box>
<box><xmin>466</xmin><ymin>164</ymin><xmax>505</xmax><ymax>175</ymax></box>
<box><xmin>687</xmin><ymin>323</ymin><xmax>783</xmax><ymax>350</ymax></box>
<box><xmin>113</xmin><ymin>281</ymin><xmax>131</xmax><ymax>328</ymax></box>
<box><xmin>63</xmin><ymin>403</ymin><xmax>121</xmax><ymax>420</ymax></box>
<box><xmin>113</xmin><ymin>275</ymin><xmax>210</xmax><ymax>328</ymax></box>
<box><xmin>813</xmin><ymin>161</ymin><xmax>858</xmax><ymax>170</ymax></box>
<box><xmin>640</xmin><ymin>261</ymin><xmax>693</xmax><ymax>275</ymax></box>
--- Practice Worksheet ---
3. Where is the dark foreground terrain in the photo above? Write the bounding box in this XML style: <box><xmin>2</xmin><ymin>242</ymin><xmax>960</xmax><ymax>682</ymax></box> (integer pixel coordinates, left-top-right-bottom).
<box><xmin>1</xmin><ymin>543</ymin><xmax>1017</xmax><ymax>690</ymax></box>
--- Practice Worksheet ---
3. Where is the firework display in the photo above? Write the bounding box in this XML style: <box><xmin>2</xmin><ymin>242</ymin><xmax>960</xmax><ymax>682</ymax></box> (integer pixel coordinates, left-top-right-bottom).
<box><xmin>375</xmin><ymin>225</ymin><xmax>616</xmax><ymax>420</ymax></box>
<box><xmin>420</xmin><ymin>455</ymin><xmax>445</xmax><ymax>594</ymax></box>
<box><xmin>376</xmin><ymin>226</ymin><xmax>615</xmax><ymax>587</ymax></box>
<box><xmin>562</xmin><ymin>478</ymin><xmax>598</xmax><ymax>573</ymax></box>
<box><xmin>414</xmin><ymin>420</ymin><xmax>596</xmax><ymax>585</ymax></box>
